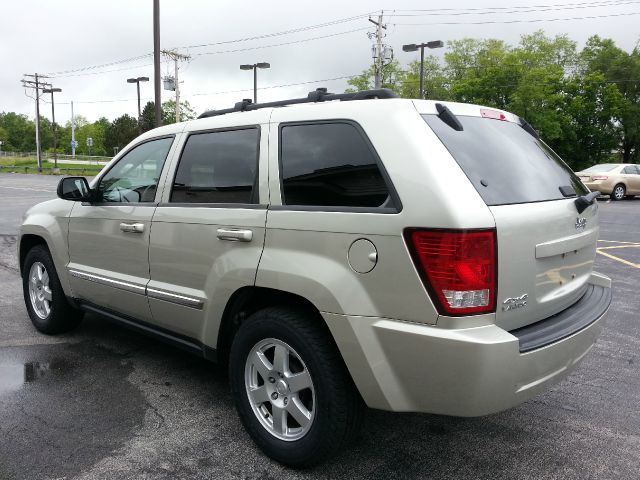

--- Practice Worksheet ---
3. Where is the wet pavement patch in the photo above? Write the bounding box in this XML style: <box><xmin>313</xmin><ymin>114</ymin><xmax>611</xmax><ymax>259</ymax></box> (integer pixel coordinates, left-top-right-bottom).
<box><xmin>0</xmin><ymin>340</ymin><xmax>147</xmax><ymax>480</ymax></box>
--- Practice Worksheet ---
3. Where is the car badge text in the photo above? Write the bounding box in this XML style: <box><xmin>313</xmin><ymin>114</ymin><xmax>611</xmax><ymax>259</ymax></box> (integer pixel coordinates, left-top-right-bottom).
<box><xmin>502</xmin><ymin>294</ymin><xmax>528</xmax><ymax>312</ymax></box>
<box><xmin>575</xmin><ymin>217</ymin><xmax>587</xmax><ymax>231</ymax></box>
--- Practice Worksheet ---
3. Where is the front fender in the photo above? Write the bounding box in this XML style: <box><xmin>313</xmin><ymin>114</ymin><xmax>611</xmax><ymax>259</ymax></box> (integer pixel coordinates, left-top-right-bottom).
<box><xmin>20</xmin><ymin>198</ymin><xmax>75</xmax><ymax>296</ymax></box>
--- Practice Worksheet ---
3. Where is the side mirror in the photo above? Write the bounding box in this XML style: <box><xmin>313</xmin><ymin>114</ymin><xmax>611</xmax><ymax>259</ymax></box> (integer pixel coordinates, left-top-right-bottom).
<box><xmin>57</xmin><ymin>177</ymin><xmax>93</xmax><ymax>202</ymax></box>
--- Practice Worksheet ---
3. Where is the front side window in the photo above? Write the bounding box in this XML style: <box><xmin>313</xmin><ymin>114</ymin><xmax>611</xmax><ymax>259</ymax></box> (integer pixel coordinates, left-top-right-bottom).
<box><xmin>171</xmin><ymin>128</ymin><xmax>259</xmax><ymax>204</ymax></box>
<box><xmin>98</xmin><ymin>137</ymin><xmax>174</xmax><ymax>203</ymax></box>
<box><xmin>280</xmin><ymin>122</ymin><xmax>393</xmax><ymax>208</ymax></box>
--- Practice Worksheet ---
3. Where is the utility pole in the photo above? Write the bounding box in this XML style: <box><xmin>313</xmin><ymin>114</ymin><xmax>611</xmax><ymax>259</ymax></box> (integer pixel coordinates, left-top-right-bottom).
<box><xmin>368</xmin><ymin>14</ymin><xmax>388</xmax><ymax>89</ymax></box>
<box><xmin>21</xmin><ymin>74</ymin><xmax>50</xmax><ymax>172</ymax></box>
<box><xmin>153</xmin><ymin>0</ymin><xmax>161</xmax><ymax>127</ymax></box>
<box><xmin>42</xmin><ymin>87</ymin><xmax>62</xmax><ymax>172</ymax></box>
<box><xmin>71</xmin><ymin>101</ymin><xmax>76</xmax><ymax>157</ymax></box>
<box><xmin>161</xmin><ymin>50</ymin><xmax>191</xmax><ymax>122</ymax></box>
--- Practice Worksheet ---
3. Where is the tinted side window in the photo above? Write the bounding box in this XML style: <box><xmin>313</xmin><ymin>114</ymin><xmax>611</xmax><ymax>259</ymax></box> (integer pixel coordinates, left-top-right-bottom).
<box><xmin>98</xmin><ymin>137</ymin><xmax>173</xmax><ymax>203</ymax></box>
<box><xmin>171</xmin><ymin>128</ymin><xmax>259</xmax><ymax>204</ymax></box>
<box><xmin>280</xmin><ymin>123</ymin><xmax>392</xmax><ymax>208</ymax></box>
<box><xmin>623</xmin><ymin>166</ymin><xmax>637</xmax><ymax>174</ymax></box>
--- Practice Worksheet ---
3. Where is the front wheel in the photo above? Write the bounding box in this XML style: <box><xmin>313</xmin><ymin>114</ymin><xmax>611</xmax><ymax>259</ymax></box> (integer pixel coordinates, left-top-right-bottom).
<box><xmin>22</xmin><ymin>245</ymin><xmax>83</xmax><ymax>334</ymax></box>
<box><xmin>229</xmin><ymin>307</ymin><xmax>363</xmax><ymax>467</ymax></box>
<box><xmin>611</xmin><ymin>183</ymin><xmax>626</xmax><ymax>201</ymax></box>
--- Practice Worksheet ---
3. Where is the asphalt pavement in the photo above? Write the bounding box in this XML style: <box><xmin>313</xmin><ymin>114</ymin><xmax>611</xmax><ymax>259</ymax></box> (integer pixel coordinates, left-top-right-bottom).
<box><xmin>0</xmin><ymin>173</ymin><xmax>639</xmax><ymax>480</ymax></box>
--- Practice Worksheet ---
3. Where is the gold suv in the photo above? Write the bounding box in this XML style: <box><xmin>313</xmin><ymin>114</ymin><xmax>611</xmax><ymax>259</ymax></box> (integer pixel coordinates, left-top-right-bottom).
<box><xmin>20</xmin><ymin>89</ymin><xmax>612</xmax><ymax>466</ymax></box>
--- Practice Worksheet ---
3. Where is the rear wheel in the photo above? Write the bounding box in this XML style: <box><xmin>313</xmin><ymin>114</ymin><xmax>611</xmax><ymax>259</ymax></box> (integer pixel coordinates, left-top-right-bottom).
<box><xmin>22</xmin><ymin>245</ymin><xmax>83</xmax><ymax>334</ymax></box>
<box><xmin>611</xmin><ymin>183</ymin><xmax>626</xmax><ymax>201</ymax></box>
<box><xmin>229</xmin><ymin>307</ymin><xmax>363</xmax><ymax>467</ymax></box>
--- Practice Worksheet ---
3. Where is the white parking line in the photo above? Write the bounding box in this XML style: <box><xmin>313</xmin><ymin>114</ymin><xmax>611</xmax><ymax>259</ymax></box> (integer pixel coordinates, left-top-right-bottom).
<box><xmin>0</xmin><ymin>185</ymin><xmax>56</xmax><ymax>193</ymax></box>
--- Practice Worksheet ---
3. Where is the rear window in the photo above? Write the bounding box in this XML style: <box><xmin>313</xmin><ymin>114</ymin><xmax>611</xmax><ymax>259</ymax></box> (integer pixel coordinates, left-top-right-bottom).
<box><xmin>582</xmin><ymin>164</ymin><xmax>619</xmax><ymax>173</ymax></box>
<box><xmin>423</xmin><ymin>114</ymin><xmax>588</xmax><ymax>206</ymax></box>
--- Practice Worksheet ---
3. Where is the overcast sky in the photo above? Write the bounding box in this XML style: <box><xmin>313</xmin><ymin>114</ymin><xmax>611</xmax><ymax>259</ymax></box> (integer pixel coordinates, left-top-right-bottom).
<box><xmin>1</xmin><ymin>0</ymin><xmax>639</xmax><ymax>126</ymax></box>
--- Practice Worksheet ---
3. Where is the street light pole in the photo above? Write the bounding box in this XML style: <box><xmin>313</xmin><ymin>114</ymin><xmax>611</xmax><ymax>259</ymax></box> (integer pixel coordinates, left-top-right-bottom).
<box><xmin>253</xmin><ymin>67</ymin><xmax>257</xmax><ymax>104</ymax></box>
<box><xmin>127</xmin><ymin>77</ymin><xmax>149</xmax><ymax>132</ymax></box>
<box><xmin>402</xmin><ymin>40</ymin><xmax>444</xmax><ymax>99</ymax></box>
<box><xmin>153</xmin><ymin>0</ymin><xmax>161</xmax><ymax>127</ymax></box>
<box><xmin>240</xmin><ymin>62</ymin><xmax>270</xmax><ymax>103</ymax></box>
<box><xmin>42</xmin><ymin>87</ymin><xmax>62</xmax><ymax>171</ymax></box>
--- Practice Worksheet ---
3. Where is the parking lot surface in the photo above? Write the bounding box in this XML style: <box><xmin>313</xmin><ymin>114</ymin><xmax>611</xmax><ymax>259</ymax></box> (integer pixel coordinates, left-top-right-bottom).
<box><xmin>0</xmin><ymin>173</ymin><xmax>639</xmax><ymax>480</ymax></box>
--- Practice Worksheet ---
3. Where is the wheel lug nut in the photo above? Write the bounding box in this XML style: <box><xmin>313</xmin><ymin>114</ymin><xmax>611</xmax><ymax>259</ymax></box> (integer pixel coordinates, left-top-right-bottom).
<box><xmin>268</xmin><ymin>377</ymin><xmax>275</xmax><ymax>383</ymax></box>
<box><xmin>271</xmin><ymin>392</ymin><xmax>278</xmax><ymax>400</ymax></box>
<box><xmin>283</xmin><ymin>397</ymin><xmax>288</xmax><ymax>405</ymax></box>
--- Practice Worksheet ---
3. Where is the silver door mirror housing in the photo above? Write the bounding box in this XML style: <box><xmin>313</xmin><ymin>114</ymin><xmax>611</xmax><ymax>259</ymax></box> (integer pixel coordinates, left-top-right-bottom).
<box><xmin>57</xmin><ymin>176</ymin><xmax>92</xmax><ymax>202</ymax></box>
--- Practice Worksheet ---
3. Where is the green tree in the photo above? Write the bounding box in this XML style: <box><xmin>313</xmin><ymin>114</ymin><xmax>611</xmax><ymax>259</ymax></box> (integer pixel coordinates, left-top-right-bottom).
<box><xmin>162</xmin><ymin>99</ymin><xmax>197</xmax><ymax>124</ymax></box>
<box><xmin>140</xmin><ymin>101</ymin><xmax>156</xmax><ymax>133</ymax></box>
<box><xmin>0</xmin><ymin>112</ymin><xmax>35</xmax><ymax>151</ymax></box>
<box><xmin>105</xmin><ymin>114</ymin><xmax>138</xmax><ymax>154</ymax></box>
<box><xmin>582</xmin><ymin>35</ymin><xmax>640</xmax><ymax>162</ymax></box>
<box><xmin>396</xmin><ymin>56</ymin><xmax>450</xmax><ymax>100</ymax></box>
<box><xmin>346</xmin><ymin>60</ymin><xmax>406</xmax><ymax>93</ymax></box>
<box><xmin>557</xmin><ymin>72</ymin><xmax>623</xmax><ymax>169</ymax></box>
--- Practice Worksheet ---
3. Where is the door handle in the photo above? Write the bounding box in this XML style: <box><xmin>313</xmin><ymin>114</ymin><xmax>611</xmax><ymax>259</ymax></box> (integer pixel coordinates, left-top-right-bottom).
<box><xmin>216</xmin><ymin>228</ymin><xmax>253</xmax><ymax>242</ymax></box>
<box><xmin>119</xmin><ymin>222</ymin><xmax>145</xmax><ymax>233</ymax></box>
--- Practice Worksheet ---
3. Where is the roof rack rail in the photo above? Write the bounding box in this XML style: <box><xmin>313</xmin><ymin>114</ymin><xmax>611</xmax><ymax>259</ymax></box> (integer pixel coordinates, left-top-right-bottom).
<box><xmin>197</xmin><ymin>88</ymin><xmax>398</xmax><ymax>119</ymax></box>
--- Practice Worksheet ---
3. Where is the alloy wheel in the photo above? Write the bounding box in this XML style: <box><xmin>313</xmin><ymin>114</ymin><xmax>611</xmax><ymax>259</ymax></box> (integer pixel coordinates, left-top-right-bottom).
<box><xmin>28</xmin><ymin>262</ymin><xmax>52</xmax><ymax>319</ymax></box>
<box><xmin>244</xmin><ymin>338</ymin><xmax>316</xmax><ymax>441</ymax></box>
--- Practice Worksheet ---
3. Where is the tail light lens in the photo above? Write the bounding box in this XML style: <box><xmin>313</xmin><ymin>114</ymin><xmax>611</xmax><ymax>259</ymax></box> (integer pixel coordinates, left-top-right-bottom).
<box><xmin>404</xmin><ymin>229</ymin><xmax>497</xmax><ymax>316</ymax></box>
<box><xmin>591</xmin><ymin>175</ymin><xmax>608</xmax><ymax>180</ymax></box>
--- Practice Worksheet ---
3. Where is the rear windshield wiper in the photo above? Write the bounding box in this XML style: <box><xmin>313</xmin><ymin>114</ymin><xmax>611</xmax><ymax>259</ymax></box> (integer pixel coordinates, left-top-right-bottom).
<box><xmin>575</xmin><ymin>191</ymin><xmax>600</xmax><ymax>214</ymax></box>
<box><xmin>435</xmin><ymin>103</ymin><xmax>463</xmax><ymax>131</ymax></box>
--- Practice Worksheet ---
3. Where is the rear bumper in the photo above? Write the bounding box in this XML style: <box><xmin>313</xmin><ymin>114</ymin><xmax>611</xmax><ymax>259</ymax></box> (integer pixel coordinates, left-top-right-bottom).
<box><xmin>324</xmin><ymin>273</ymin><xmax>611</xmax><ymax>417</ymax></box>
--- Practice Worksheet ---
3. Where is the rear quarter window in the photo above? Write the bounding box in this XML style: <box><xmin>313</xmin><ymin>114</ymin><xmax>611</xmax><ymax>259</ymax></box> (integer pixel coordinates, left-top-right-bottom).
<box><xmin>423</xmin><ymin>114</ymin><xmax>588</xmax><ymax>206</ymax></box>
<box><xmin>279</xmin><ymin>122</ymin><xmax>396</xmax><ymax>210</ymax></box>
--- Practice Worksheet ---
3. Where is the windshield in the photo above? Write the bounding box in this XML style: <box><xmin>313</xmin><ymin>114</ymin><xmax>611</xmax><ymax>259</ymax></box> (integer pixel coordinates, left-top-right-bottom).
<box><xmin>581</xmin><ymin>164</ymin><xmax>619</xmax><ymax>173</ymax></box>
<box><xmin>423</xmin><ymin>114</ymin><xmax>588</xmax><ymax>206</ymax></box>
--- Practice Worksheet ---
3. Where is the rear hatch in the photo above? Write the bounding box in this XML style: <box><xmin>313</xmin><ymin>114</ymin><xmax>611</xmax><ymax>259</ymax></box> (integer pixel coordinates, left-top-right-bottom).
<box><xmin>423</xmin><ymin>106</ymin><xmax>598</xmax><ymax>331</ymax></box>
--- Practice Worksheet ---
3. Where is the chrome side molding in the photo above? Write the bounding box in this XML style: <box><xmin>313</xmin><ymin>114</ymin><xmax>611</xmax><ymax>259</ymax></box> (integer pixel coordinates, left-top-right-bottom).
<box><xmin>146</xmin><ymin>287</ymin><xmax>204</xmax><ymax>310</ymax></box>
<box><xmin>68</xmin><ymin>269</ymin><xmax>146</xmax><ymax>295</ymax></box>
<box><xmin>69</xmin><ymin>269</ymin><xmax>204</xmax><ymax>310</ymax></box>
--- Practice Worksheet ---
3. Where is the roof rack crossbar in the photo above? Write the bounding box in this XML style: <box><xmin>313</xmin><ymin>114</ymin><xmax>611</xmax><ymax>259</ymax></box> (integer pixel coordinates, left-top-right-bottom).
<box><xmin>198</xmin><ymin>88</ymin><xmax>398</xmax><ymax>119</ymax></box>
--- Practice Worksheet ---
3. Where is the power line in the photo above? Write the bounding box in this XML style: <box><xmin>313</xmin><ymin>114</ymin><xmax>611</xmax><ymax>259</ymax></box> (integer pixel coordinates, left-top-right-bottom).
<box><xmin>48</xmin><ymin>28</ymin><xmax>369</xmax><ymax>79</ymax></box>
<box><xmin>42</xmin><ymin>12</ymin><xmax>376</xmax><ymax>77</ymax></box>
<box><xmin>192</xmin><ymin>27</ymin><xmax>371</xmax><ymax>57</ymax></box>
<box><xmin>387</xmin><ymin>0</ymin><xmax>640</xmax><ymax>17</ymax></box>
<box><xmin>44</xmin><ymin>54</ymin><xmax>153</xmax><ymax>77</ymax></box>
<box><xmin>392</xmin><ymin>11</ymin><xmax>640</xmax><ymax>26</ymax></box>
<box><xmin>52</xmin><ymin>74</ymin><xmax>360</xmax><ymax>105</ymax></box>
<box><xmin>388</xmin><ymin>0</ymin><xmax>637</xmax><ymax>13</ymax></box>
<box><xmin>173</xmin><ymin>12</ymin><xmax>376</xmax><ymax>50</ymax></box>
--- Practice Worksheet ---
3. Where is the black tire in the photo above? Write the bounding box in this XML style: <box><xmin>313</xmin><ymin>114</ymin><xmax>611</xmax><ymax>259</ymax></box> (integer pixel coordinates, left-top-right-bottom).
<box><xmin>611</xmin><ymin>183</ymin><xmax>626</xmax><ymax>201</ymax></box>
<box><xmin>22</xmin><ymin>245</ymin><xmax>83</xmax><ymax>334</ymax></box>
<box><xmin>229</xmin><ymin>307</ymin><xmax>364</xmax><ymax>468</ymax></box>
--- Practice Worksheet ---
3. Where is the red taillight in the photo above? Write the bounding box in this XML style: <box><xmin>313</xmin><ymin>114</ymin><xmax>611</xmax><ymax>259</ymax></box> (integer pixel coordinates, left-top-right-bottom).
<box><xmin>591</xmin><ymin>175</ymin><xmax>608</xmax><ymax>181</ymax></box>
<box><xmin>404</xmin><ymin>229</ymin><xmax>497</xmax><ymax>316</ymax></box>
